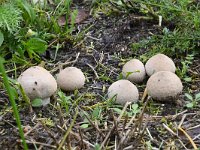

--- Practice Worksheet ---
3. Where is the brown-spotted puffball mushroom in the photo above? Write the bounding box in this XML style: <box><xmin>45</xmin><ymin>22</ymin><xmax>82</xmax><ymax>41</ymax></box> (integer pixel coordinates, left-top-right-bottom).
<box><xmin>56</xmin><ymin>67</ymin><xmax>85</xmax><ymax>91</ymax></box>
<box><xmin>108</xmin><ymin>80</ymin><xmax>139</xmax><ymax>104</ymax></box>
<box><xmin>18</xmin><ymin>66</ymin><xmax>57</xmax><ymax>106</ymax></box>
<box><xmin>122</xmin><ymin>59</ymin><xmax>146</xmax><ymax>83</ymax></box>
<box><xmin>145</xmin><ymin>54</ymin><xmax>176</xmax><ymax>76</ymax></box>
<box><xmin>146</xmin><ymin>71</ymin><xmax>183</xmax><ymax>100</ymax></box>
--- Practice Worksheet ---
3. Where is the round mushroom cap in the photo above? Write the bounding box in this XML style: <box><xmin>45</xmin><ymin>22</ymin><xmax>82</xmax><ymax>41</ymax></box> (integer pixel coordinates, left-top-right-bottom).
<box><xmin>18</xmin><ymin>66</ymin><xmax>57</xmax><ymax>105</ymax></box>
<box><xmin>146</xmin><ymin>71</ymin><xmax>183</xmax><ymax>100</ymax></box>
<box><xmin>56</xmin><ymin>67</ymin><xmax>85</xmax><ymax>91</ymax></box>
<box><xmin>145</xmin><ymin>54</ymin><xmax>176</xmax><ymax>76</ymax></box>
<box><xmin>108</xmin><ymin>80</ymin><xmax>139</xmax><ymax>104</ymax></box>
<box><xmin>122</xmin><ymin>59</ymin><xmax>146</xmax><ymax>83</ymax></box>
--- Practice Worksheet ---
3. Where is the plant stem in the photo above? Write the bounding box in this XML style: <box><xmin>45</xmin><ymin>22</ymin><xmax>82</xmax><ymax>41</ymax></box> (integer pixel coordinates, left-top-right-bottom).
<box><xmin>0</xmin><ymin>57</ymin><xmax>28</xmax><ymax>150</ymax></box>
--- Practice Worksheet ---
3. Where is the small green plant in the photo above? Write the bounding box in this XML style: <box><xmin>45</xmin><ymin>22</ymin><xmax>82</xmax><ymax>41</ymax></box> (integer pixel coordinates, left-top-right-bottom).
<box><xmin>80</xmin><ymin>106</ymin><xmax>104</xmax><ymax>129</ymax></box>
<box><xmin>176</xmin><ymin>54</ymin><xmax>194</xmax><ymax>81</ymax></box>
<box><xmin>0</xmin><ymin>2</ymin><xmax>22</xmax><ymax>33</ymax></box>
<box><xmin>185</xmin><ymin>92</ymin><xmax>200</xmax><ymax>108</ymax></box>
<box><xmin>112</xmin><ymin>103</ymin><xmax>141</xmax><ymax>117</ymax></box>
<box><xmin>22</xmin><ymin>37</ymin><xmax>48</xmax><ymax>58</ymax></box>
<box><xmin>57</xmin><ymin>90</ymin><xmax>72</xmax><ymax>115</ymax></box>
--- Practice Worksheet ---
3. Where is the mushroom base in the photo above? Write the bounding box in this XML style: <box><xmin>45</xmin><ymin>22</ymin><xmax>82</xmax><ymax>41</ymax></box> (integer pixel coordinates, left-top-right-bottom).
<box><xmin>42</xmin><ymin>98</ymin><xmax>50</xmax><ymax>106</ymax></box>
<box><xmin>149</xmin><ymin>94</ymin><xmax>181</xmax><ymax>102</ymax></box>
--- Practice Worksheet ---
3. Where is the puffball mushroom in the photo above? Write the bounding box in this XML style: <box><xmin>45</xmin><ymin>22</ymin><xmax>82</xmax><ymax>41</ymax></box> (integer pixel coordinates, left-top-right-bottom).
<box><xmin>18</xmin><ymin>66</ymin><xmax>57</xmax><ymax>106</ymax></box>
<box><xmin>146</xmin><ymin>71</ymin><xmax>183</xmax><ymax>100</ymax></box>
<box><xmin>122</xmin><ymin>59</ymin><xmax>146</xmax><ymax>83</ymax></box>
<box><xmin>56</xmin><ymin>67</ymin><xmax>85</xmax><ymax>91</ymax></box>
<box><xmin>108</xmin><ymin>80</ymin><xmax>139</xmax><ymax>104</ymax></box>
<box><xmin>145</xmin><ymin>54</ymin><xmax>176</xmax><ymax>76</ymax></box>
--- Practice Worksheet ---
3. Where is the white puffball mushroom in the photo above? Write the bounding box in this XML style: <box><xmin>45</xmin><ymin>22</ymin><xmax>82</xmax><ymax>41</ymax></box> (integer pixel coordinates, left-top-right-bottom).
<box><xmin>146</xmin><ymin>71</ymin><xmax>183</xmax><ymax>100</ymax></box>
<box><xmin>145</xmin><ymin>54</ymin><xmax>176</xmax><ymax>76</ymax></box>
<box><xmin>18</xmin><ymin>66</ymin><xmax>57</xmax><ymax>106</ymax></box>
<box><xmin>108</xmin><ymin>80</ymin><xmax>139</xmax><ymax>104</ymax></box>
<box><xmin>56</xmin><ymin>67</ymin><xmax>85</xmax><ymax>91</ymax></box>
<box><xmin>122</xmin><ymin>59</ymin><xmax>146</xmax><ymax>83</ymax></box>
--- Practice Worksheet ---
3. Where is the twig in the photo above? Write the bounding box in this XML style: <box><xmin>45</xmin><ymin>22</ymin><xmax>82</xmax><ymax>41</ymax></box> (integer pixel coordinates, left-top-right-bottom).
<box><xmin>117</xmin><ymin>97</ymin><xmax>150</xmax><ymax>149</ymax></box>
<box><xmin>86</xmin><ymin>63</ymin><xmax>99</xmax><ymax>79</ymax></box>
<box><xmin>50</xmin><ymin>52</ymin><xmax>80</xmax><ymax>73</ymax></box>
<box><xmin>162</xmin><ymin>123</ymin><xmax>177</xmax><ymax>136</ymax></box>
<box><xmin>85</xmin><ymin>34</ymin><xmax>101</xmax><ymax>41</ymax></box>
<box><xmin>24</xmin><ymin>123</ymin><xmax>40</xmax><ymax>136</ymax></box>
<box><xmin>141</xmin><ymin>87</ymin><xmax>148</xmax><ymax>103</ymax></box>
<box><xmin>178</xmin><ymin>114</ymin><xmax>187</xmax><ymax>128</ymax></box>
<box><xmin>111</xmin><ymin>110</ymin><xmax>120</xmax><ymax>138</ymax></box>
<box><xmin>132</xmin><ymin>120</ymin><xmax>149</xmax><ymax>148</ymax></box>
<box><xmin>193</xmin><ymin>133</ymin><xmax>200</xmax><ymax>141</ymax></box>
<box><xmin>78</xmin><ymin>128</ymin><xmax>84</xmax><ymax>149</ymax></box>
<box><xmin>25</xmin><ymin>140</ymin><xmax>56</xmax><ymax>148</ymax></box>
<box><xmin>187</xmin><ymin>124</ymin><xmax>200</xmax><ymax>131</ymax></box>
<box><xmin>146</xmin><ymin>128</ymin><xmax>153</xmax><ymax>140</ymax></box>
<box><xmin>150</xmin><ymin>110</ymin><xmax>188</xmax><ymax>120</ymax></box>
<box><xmin>177</xmin><ymin>139</ymin><xmax>189</xmax><ymax>150</ymax></box>
<box><xmin>81</xmin><ymin>109</ymin><xmax>105</xmax><ymax>138</ymax></box>
<box><xmin>57</xmin><ymin>108</ymin><xmax>78</xmax><ymax>150</ymax></box>
<box><xmin>57</xmin><ymin>103</ymin><xmax>65</xmax><ymax>126</ymax></box>
<box><xmin>70</xmin><ymin>131</ymin><xmax>95</xmax><ymax>148</ymax></box>
<box><xmin>40</xmin><ymin>122</ymin><xmax>60</xmax><ymax>147</ymax></box>
<box><xmin>100</xmin><ymin>102</ymin><xmax>131</xmax><ymax>149</ymax></box>
<box><xmin>178</xmin><ymin>127</ymin><xmax>198</xmax><ymax>150</ymax></box>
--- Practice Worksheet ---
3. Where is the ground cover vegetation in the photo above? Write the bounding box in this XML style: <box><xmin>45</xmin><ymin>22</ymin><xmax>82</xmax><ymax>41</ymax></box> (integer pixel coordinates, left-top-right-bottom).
<box><xmin>0</xmin><ymin>0</ymin><xmax>200</xmax><ymax>149</ymax></box>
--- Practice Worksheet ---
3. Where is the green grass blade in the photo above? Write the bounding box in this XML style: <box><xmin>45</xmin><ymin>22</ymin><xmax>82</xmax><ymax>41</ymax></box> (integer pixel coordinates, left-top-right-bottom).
<box><xmin>0</xmin><ymin>57</ymin><xmax>28</xmax><ymax>150</ymax></box>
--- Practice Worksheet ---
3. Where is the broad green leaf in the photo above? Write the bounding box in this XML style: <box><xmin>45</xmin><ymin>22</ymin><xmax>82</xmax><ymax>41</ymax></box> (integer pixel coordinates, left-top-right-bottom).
<box><xmin>25</xmin><ymin>38</ymin><xmax>47</xmax><ymax>54</ymax></box>
<box><xmin>184</xmin><ymin>93</ymin><xmax>193</xmax><ymax>101</ymax></box>
<box><xmin>116</xmin><ymin>0</ymin><xmax>123</xmax><ymax>5</ymax></box>
<box><xmin>32</xmin><ymin>98</ymin><xmax>43</xmax><ymax>107</ymax></box>
<box><xmin>83</xmin><ymin>117</ymin><xmax>89</xmax><ymax>123</ymax></box>
<box><xmin>127</xmin><ymin>112</ymin><xmax>132</xmax><ymax>117</ymax></box>
<box><xmin>195</xmin><ymin>93</ymin><xmax>200</xmax><ymax>101</ymax></box>
<box><xmin>0</xmin><ymin>31</ymin><xmax>4</xmax><ymax>46</ymax></box>
<box><xmin>94</xmin><ymin>144</ymin><xmax>101</xmax><ymax>150</ymax></box>
<box><xmin>112</xmin><ymin>108</ymin><xmax>122</xmax><ymax>114</ymax></box>
<box><xmin>132</xmin><ymin>103</ymin><xmax>139</xmax><ymax>110</ymax></box>
<box><xmin>131</xmin><ymin>103</ymin><xmax>140</xmax><ymax>114</ymax></box>
<box><xmin>184</xmin><ymin>77</ymin><xmax>192</xmax><ymax>82</ymax></box>
<box><xmin>80</xmin><ymin>123</ymin><xmax>89</xmax><ymax>128</ymax></box>
<box><xmin>92</xmin><ymin>107</ymin><xmax>100</xmax><ymax>118</ymax></box>
<box><xmin>186</xmin><ymin>103</ymin><xmax>193</xmax><ymax>108</ymax></box>
<box><xmin>58</xmin><ymin>91</ymin><xmax>64</xmax><ymax>98</ymax></box>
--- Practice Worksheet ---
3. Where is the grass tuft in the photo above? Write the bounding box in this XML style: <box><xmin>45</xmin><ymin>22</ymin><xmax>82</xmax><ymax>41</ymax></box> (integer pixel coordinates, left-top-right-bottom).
<box><xmin>0</xmin><ymin>57</ymin><xmax>28</xmax><ymax>150</ymax></box>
